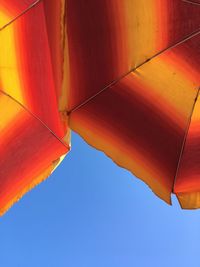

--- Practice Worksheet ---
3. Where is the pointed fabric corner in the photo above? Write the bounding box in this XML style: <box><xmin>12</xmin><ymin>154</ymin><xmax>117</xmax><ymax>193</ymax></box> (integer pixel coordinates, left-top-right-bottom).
<box><xmin>67</xmin><ymin>0</ymin><xmax>200</xmax><ymax>208</ymax></box>
<box><xmin>174</xmin><ymin>91</ymin><xmax>200</xmax><ymax>209</ymax></box>
<box><xmin>0</xmin><ymin>91</ymin><xmax>69</xmax><ymax>215</ymax></box>
<box><xmin>0</xmin><ymin>0</ymin><xmax>69</xmax><ymax>214</ymax></box>
<box><xmin>68</xmin><ymin>46</ymin><xmax>199</xmax><ymax>205</ymax></box>
<box><xmin>1</xmin><ymin>0</ymin><xmax>200</xmax><ymax>214</ymax></box>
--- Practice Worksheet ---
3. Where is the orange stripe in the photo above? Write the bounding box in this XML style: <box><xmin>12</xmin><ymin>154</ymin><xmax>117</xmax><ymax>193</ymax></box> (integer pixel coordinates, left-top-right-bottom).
<box><xmin>0</xmin><ymin>92</ymin><xmax>69</xmax><ymax>214</ymax></box>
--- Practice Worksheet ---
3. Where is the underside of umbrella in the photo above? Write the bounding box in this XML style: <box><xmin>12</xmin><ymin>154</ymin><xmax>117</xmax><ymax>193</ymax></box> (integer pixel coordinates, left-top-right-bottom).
<box><xmin>0</xmin><ymin>0</ymin><xmax>200</xmax><ymax>214</ymax></box>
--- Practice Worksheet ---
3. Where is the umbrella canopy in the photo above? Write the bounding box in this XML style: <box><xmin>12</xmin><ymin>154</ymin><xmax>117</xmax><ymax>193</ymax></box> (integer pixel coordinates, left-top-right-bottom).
<box><xmin>1</xmin><ymin>0</ymin><xmax>200</xmax><ymax>214</ymax></box>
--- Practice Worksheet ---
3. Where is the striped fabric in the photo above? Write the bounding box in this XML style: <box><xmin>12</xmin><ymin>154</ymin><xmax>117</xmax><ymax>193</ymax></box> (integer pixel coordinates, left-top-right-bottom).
<box><xmin>1</xmin><ymin>0</ymin><xmax>200</xmax><ymax>213</ymax></box>
<box><xmin>0</xmin><ymin>1</ymin><xmax>70</xmax><ymax>214</ymax></box>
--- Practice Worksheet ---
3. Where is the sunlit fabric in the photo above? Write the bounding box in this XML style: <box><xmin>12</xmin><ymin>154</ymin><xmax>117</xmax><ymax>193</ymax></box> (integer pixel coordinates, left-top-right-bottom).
<box><xmin>67</xmin><ymin>0</ymin><xmax>200</xmax><ymax>208</ymax></box>
<box><xmin>0</xmin><ymin>0</ymin><xmax>70</xmax><ymax>214</ymax></box>
<box><xmin>1</xmin><ymin>0</ymin><xmax>200</xmax><ymax>213</ymax></box>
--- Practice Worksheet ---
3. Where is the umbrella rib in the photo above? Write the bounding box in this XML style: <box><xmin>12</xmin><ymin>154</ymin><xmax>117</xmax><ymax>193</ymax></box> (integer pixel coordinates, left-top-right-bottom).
<box><xmin>0</xmin><ymin>0</ymin><xmax>42</xmax><ymax>31</ymax></box>
<box><xmin>0</xmin><ymin>89</ymin><xmax>69</xmax><ymax>150</ymax></box>
<box><xmin>172</xmin><ymin>87</ymin><xmax>200</xmax><ymax>193</ymax></box>
<box><xmin>68</xmin><ymin>26</ymin><xmax>200</xmax><ymax>114</ymax></box>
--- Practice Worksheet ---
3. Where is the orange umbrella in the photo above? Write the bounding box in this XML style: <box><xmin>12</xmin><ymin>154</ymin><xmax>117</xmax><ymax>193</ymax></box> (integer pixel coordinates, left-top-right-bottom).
<box><xmin>0</xmin><ymin>0</ymin><xmax>200</xmax><ymax>214</ymax></box>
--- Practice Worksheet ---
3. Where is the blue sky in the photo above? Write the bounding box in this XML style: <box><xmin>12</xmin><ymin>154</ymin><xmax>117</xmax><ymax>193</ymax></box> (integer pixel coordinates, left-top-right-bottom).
<box><xmin>0</xmin><ymin>132</ymin><xmax>200</xmax><ymax>267</ymax></box>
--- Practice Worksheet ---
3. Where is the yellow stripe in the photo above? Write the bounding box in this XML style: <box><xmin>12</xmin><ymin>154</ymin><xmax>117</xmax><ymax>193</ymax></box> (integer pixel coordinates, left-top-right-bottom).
<box><xmin>0</xmin><ymin>93</ymin><xmax>22</xmax><ymax>131</ymax></box>
<box><xmin>132</xmin><ymin>56</ymin><xmax>198</xmax><ymax>126</ymax></box>
<box><xmin>0</xmin><ymin>11</ymin><xmax>24</xmax><ymax>104</ymax></box>
<box><xmin>123</xmin><ymin>0</ymin><xmax>157</xmax><ymax>68</ymax></box>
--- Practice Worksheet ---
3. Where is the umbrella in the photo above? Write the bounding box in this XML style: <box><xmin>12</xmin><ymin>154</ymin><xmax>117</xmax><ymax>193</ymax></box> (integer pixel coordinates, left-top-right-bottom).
<box><xmin>0</xmin><ymin>0</ymin><xmax>70</xmax><ymax>214</ymax></box>
<box><xmin>0</xmin><ymin>0</ymin><xmax>200</xmax><ymax>214</ymax></box>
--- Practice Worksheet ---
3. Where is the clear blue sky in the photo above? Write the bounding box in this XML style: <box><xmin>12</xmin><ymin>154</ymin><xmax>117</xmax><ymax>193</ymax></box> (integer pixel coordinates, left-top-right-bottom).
<box><xmin>0</xmin><ymin>132</ymin><xmax>200</xmax><ymax>267</ymax></box>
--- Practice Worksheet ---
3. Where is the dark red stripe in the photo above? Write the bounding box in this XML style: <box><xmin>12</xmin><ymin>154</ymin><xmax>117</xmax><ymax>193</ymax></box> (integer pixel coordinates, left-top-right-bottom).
<box><xmin>66</xmin><ymin>0</ymin><xmax>118</xmax><ymax>110</ymax></box>
<box><xmin>70</xmin><ymin>78</ymin><xmax>191</xmax><ymax>185</ymax></box>
<box><xmin>165</xmin><ymin>1</ymin><xmax>200</xmax><ymax>46</ymax></box>
<box><xmin>0</xmin><ymin>101</ymin><xmax>68</xmax><ymax>198</ymax></box>
<box><xmin>14</xmin><ymin>3</ymin><xmax>63</xmax><ymax>137</ymax></box>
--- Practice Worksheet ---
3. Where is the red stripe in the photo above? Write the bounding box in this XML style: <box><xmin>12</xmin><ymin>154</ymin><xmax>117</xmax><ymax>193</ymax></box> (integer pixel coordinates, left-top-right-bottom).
<box><xmin>66</xmin><ymin>0</ymin><xmax>118</xmax><ymax>110</ymax></box>
<box><xmin>70</xmin><ymin>76</ymin><xmax>188</xmax><ymax>188</ymax></box>
<box><xmin>14</xmin><ymin>3</ymin><xmax>64</xmax><ymax>138</ymax></box>
<box><xmin>0</xmin><ymin>95</ymin><xmax>68</xmax><ymax>204</ymax></box>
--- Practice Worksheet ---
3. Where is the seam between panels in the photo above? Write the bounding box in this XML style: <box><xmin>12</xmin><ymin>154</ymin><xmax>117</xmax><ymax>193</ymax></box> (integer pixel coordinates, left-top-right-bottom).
<box><xmin>0</xmin><ymin>89</ymin><xmax>69</xmax><ymax>150</ymax></box>
<box><xmin>67</xmin><ymin>27</ymin><xmax>200</xmax><ymax>115</ymax></box>
<box><xmin>172</xmin><ymin>87</ymin><xmax>200</xmax><ymax>193</ymax></box>
<box><xmin>0</xmin><ymin>0</ymin><xmax>42</xmax><ymax>31</ymax></box>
